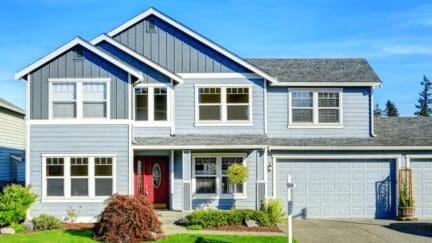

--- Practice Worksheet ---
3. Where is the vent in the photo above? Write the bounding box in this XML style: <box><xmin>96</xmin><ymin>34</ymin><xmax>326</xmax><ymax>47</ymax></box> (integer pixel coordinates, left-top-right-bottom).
<box><xmin>74</xmin><ymin>46</ymin><xmax>84</xmax><ymax>60</ymax></box>
<box><xmin>146</xmin><ymin>19</ymin><xmax>157</xmax><ymax>33</ymax></box>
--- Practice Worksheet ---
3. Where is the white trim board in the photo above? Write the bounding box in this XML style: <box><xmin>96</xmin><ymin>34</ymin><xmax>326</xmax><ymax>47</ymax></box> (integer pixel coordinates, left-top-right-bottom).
<box><xmin>91</xmin><ymin>34</ymin><xmax>183</xmax><ymax>84</ymax></box>
<box><xmin>268</xmin><ymin>146</ymin><xmax>432</xmax><ymax>151</ymax></box>
<box><xmin>15</xmin><ymin>37</ymin><xmax>144</xmax><ymax>81</ymax></box>
<box><xmin>270</xmin><ymin>81</ymin><xmax>381</xmax><ymax>87</ymax></box>
<box><xmin>94</xmin><ymin>8</ymin><xmax>278</xmax><ymax>84</ymax></box>
<box><xmin>132</xmin><ymin>145</ymin><xmax>266</xmax><ymax>150</ymax></box>
<box><xmin>178</xmin><ymin>73</ymin><xmax>261</xmax><ymax>80</ymax></box>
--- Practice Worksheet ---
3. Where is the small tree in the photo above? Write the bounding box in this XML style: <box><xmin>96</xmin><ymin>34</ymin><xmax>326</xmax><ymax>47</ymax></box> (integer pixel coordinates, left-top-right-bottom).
<box><xmin>374</xmin><ymin>103</ymin><xmax>383</xmax><ymax>117</ymax></box>
<box><xmin>415</xmin><ymin>75</ymin><xmax>432</xmax><ymax>116</ymax></box>
<box><xmin>227</xmin><ymin>163</ymin><xmax>249</xmax><ymax>208</ymax></box>
<box><xmin>384</xmin><ymin>100</ymin><xmax>399</xmax><ymax>117</ymax></box>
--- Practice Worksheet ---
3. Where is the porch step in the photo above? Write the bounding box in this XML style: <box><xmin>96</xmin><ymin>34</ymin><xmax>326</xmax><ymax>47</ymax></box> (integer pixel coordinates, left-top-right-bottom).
<box><xmin>156</xmin><ymin>210</ymin><xmax>187</xmax><ymax>225</ymax></box>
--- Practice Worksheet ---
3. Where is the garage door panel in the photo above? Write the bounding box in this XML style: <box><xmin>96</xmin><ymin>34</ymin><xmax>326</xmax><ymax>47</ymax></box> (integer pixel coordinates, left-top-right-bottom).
<box><xmin>276</xmin><ymin>159</ymin><xmax>396</xmax><ymax>218</ymax></box>
<box><xmin>411</xmin><ymin>160</ymin><xmax>432</xmax><ymax>218</ymax></box>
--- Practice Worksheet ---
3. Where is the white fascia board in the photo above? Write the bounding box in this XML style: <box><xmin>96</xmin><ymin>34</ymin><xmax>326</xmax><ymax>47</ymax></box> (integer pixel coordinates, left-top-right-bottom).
<box><xmin>178</xmin><ymin>73</ymin><xmax>261</xmax><ymax>80</ymax></box>
<box><xmin>272</xmin><ymin>154</ymin><xmax>401</xmax><ymax>160</ymax></box>
<box><xmin>15</xmin><ymin>37</ymin><xmax>144</xmax><ymax>81</ymax></box>
<box><xmin>101</xmin><ymin>8</ymin><xmax>278</xmax><ymax>84</ymax></box>
<box><xmin>132</xmin><ymin>145</ymin><xmax>266</xmax><ymax>150</ymax></box>
<box><xmin>269</xmin><ymin>146</ymin><xmax>432</xmax><ymax>151</ymax></box>
<box><xmin>91</xmin><ymin>34</ymin><xmax>183</xmax><ymax>84</ymax></box>
<box><xmin>270</xmin><ymin>82</ymin><xmax>382</xmax><ymax>87</ymax></box>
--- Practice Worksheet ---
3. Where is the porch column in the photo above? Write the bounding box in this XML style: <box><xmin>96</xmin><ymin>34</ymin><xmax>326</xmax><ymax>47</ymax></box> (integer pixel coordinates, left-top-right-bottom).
<box><xmin>182</xmin><ymin>149</ymin><xmax>192</xmax><ymax>211</ymax></box>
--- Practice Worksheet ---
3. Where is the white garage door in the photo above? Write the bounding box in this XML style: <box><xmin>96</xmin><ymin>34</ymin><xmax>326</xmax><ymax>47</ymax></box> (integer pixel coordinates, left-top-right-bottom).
<box><xmin>276</xmin><ymin>159</ymin><xmax>396</xmax><ymax>218</ymax></box>
<box><xmin>411</xmin><ymin>159</ymin><xmax>432</xmax><ymax>218</ymax></box>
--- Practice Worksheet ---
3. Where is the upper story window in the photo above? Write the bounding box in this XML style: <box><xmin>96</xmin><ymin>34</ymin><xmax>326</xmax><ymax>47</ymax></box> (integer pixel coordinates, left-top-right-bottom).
<box><xmin>134</xmin><ymin>85</ymin><xmax>171</xmax><ymax>126</ymax></box>
<box><xmin>49</xmin><ymin>79</ymin><xmax>109</xmax><ymax>120</ymax></box>
<box><xmin>289</xmin><ymin>88</ymin><xmax>342</xmax><ymax>127</ymax></box>
<box><xmin>195</xmin><ymin>85</ymin><xmax>252</xmax><ymax>126</ymax></box>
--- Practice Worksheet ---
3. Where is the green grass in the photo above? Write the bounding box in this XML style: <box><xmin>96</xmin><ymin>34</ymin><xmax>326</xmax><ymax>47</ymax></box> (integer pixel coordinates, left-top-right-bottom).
<box><xmin>0</xmin><ymin>230</ymin><xmax>294</xmax><ymax>243</ymax></box>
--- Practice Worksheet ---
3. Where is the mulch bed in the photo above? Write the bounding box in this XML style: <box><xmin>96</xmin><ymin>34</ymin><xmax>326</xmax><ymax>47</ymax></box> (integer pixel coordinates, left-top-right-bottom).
<box><xmin>63</xmin><ymin>223</ymin><xmax>95</xmax><ymax>230</ymax></box>
<box><xmin>207</xmin><ymin>225</ymin><xmax>282</xmax><ymax>232</ymax></box>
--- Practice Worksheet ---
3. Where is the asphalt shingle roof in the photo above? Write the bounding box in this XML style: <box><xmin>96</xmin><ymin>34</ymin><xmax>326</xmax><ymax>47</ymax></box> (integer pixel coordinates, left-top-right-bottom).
<box><xmin>246</xmin><ymin>58</ymin><xmax>382</xmax><ymax>84</ymax></box>
<box><xmin>134</xmin><ymin>117</ymin><xmax>432</xmax><ymax>148</ymax></box>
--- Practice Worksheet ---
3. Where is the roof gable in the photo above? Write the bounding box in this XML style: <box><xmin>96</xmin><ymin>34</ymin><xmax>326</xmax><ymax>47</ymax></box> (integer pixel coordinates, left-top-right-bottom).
<box><xmin>91</xmin><ymin>8</ymin><xmax>278</xmax><ymax>83</ymax></box>
<box><xmin>15</xmin><ymin>37</ymin><xmax>143</xmax><ymax>80</ymax></box>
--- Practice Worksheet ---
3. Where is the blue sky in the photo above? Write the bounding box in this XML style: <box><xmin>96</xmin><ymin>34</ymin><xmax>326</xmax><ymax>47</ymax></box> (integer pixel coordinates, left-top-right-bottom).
<box><xmin>1</xmin><ymin>0</ymin><xmax>431</xmax><ymax>115</ymax></box>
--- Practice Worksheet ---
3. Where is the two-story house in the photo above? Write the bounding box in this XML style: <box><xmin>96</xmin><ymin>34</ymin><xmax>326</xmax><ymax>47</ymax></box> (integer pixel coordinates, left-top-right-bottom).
<box><xmin>15</xmin><ymin>8</ymin><xmax>432</xmax><ymax>222</ymax></box>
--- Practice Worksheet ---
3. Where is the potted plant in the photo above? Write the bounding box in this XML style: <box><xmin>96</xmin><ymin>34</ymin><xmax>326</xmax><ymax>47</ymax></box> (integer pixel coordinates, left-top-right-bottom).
<box><xmin>227</xmin><ymin>163</ymin><xmax>249</xmax><ymax>209</ymax></box>
<box><xmin>398</xmin><ymin>169</ymin><xmax>415</xmax><ymax>219</ymax></box>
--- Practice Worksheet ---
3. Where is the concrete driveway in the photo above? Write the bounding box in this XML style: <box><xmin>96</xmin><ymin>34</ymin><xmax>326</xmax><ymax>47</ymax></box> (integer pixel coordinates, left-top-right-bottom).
<box><xmin>280</xmin><ymin>219</ymin><xmax>432</xmax><ymax>243</ymax></box>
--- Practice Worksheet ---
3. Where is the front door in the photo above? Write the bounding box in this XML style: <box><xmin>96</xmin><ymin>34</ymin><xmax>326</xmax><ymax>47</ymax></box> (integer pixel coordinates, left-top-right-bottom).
<box><xmin>134</xmin><ymin>156</ymin><xmax>169</xmax><ymax>209</ymax></box>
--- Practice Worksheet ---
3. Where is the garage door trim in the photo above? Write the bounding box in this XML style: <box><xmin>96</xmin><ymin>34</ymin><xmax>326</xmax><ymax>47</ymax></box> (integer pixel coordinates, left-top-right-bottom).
<box><xmin>271</xmin><ymin>154</ymin><xmax>402</xmax><ymax>215</ymax></box>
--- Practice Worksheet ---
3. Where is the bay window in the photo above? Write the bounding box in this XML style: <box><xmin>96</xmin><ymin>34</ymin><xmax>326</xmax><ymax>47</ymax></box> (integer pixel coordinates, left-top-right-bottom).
<box><xmin>49</xmin><ymin>79</ymin><xmax>109</xmax><ymax>119</ymax></box>
<box><xmin>192</xmin><ymin>154</ymin><xmax>246</xmax><ymax>198</ymax></box>
<box><xmin>134</xmin><ymin>86</ymin><xmax>170</xmax><ymax>125</ymax></box>
<box><xmin>289</xmin><ymin>88</ymin><xmax>342</xmax><ymax>127</ymax></box>
<box><xmin>43</xmin><ymin>155</ymin><xmax>115</xmax><ymax>200</ymax></box>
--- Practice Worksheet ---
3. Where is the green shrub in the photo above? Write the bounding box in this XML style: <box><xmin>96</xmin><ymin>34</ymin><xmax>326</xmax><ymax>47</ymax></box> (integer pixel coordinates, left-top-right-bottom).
<box><xmin>0</xmin><ymin>184</ymin><xmax>37</xmax><ymax>226</ymax></box>
<box><xmin>186</xmin><ymin>209</ymin><xmax>270</xmax><ymax>228</ymax></box>
<box><xmin>186</xmin><ymin>225</ymin><xmax>203</xmax><ymax>230</ymax></box>
<box><xmin>32</xmin><ymin>214</ymin><xmax>63</xmax><ymax>231</ymax></box>
<box><xmin>262</xmin><ymin>198</ymin><xmax>287</xmax><ymax>225</ymax></box>
<box><xmin>10</xmin><ymin>223</ymin><xmax>26</xmax><ymax>233</ymax></box>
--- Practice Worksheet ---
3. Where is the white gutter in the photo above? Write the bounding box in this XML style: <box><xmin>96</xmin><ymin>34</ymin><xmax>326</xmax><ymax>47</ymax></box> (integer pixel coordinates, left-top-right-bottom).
<box><xmin>370</xmin><ymin>86</ymin><xmax>377</xmax><ymax>137</ymax></box>
<box><xmin>269</xmin><ymin>146</ymin><xmax>432</xmax><ymax>151</ymax></box>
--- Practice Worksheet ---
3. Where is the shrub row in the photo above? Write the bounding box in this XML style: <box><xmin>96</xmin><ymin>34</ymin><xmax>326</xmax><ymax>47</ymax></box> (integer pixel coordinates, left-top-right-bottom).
<box><xmin>186</xmin><ymin>209</ymin><xmax>270</xmax><ymax>228</ymax></box>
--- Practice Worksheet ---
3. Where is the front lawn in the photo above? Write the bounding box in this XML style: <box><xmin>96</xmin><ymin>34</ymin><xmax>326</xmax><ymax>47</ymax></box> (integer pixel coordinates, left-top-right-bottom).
<box><xmin>0</xmin><ymin>230</ymin><xmax>293</xmax><ymax>243</ymax></box>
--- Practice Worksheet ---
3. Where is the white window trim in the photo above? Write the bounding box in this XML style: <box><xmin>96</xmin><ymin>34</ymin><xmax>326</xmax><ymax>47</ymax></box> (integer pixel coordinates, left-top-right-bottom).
<box><xmin>192</xmin><ymin>153</ymin><xmax>247</xmax><ymax>200</ymax></box>
<box><xmin>41</xmin><ymin>154</ymin><xmax>116</xmax><ymax>203</ymax></box>
<box><xmin>288</xmin><ymin>88</ymin><xmax>343</xmax><ymax>128</ymax></box>
<box><xmin>133</xmin><ymin>83</ymin><xmax>172</xmax><ymax>127</ymax></box>
<box><xmin>194</xmin><ymin>85</ymin><xmax>253</xmax><ymax>127</ymax></box>
<box><xmin>48</xmin><ymin>78</ymin><xmax>111</xmax><ymax>121</ymax></box>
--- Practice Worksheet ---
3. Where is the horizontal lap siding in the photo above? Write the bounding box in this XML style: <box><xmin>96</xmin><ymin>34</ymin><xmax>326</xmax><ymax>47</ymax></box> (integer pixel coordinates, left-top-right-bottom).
<box><xmin>133</xmin><ymin>127</ymin><xmax>171</xmax><ymax>137</ymax></box>
<box><xmin>29</xmin><ymin>125</ymin><xmax>129</xmax><ymax>218</ymax></box>
<box><xmin>113</xmin><ymin>16</ymin><xmax>248</xmax><ymax>73</ymax></box>
<box><xmin>267</xmin><ymin>87</ymin><xmax>370</xmax><ymax>137</ymax></box>
<box><xmin>0</xmin><ymin>147</ymin><xmax>23</xmax><ymax>181</ymax></box>
<box><xmin>0</xmin><ymin>108</ymin><xmax>25</xmax><ymax>150</ymax></box>
<box><xmin>176</xmin><ymin>78</ymin><xmax>264</xmax><ymax>134</ymax></box>
<box><xmin>30</xmin><ymin>47</ymin><xmax>129</xmax><ymax>119</ymax></box>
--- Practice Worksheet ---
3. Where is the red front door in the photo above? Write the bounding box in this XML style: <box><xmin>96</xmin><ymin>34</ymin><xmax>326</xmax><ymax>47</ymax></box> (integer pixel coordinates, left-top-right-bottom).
<box><xmin>134</xmin><ymin>156</ymin><xmax>169</xmax><ymax>208</ymax></box>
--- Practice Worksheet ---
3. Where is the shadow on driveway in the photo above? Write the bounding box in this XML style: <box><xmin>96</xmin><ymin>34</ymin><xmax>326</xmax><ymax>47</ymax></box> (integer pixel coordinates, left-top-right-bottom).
<box><xmin>386</xmin><ymin>222</ymin><xmax>432</xmax><ymax>237</ymax></box>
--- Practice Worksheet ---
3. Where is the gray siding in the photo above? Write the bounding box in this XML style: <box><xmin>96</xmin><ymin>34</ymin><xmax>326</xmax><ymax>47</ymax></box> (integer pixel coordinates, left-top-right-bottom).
<box><xmin>176</xmin><ymin>78</ymin><xmax>265</xmax><ymax>134</ymax></box>
<box><xmin>267</xmin><ymin>87</ymin><xmax>371</xmax><ymax>137</ymax></box>
<box><xmin>30</xmin><ymin>46</ymin><xmax>129</xmax><ymax>120</ymax></box>
<box><xmin>0</xmin><ymin>147</ymin><xmax>23</xmax><ymax>181</ymax></box>
<box><xmin>29</xmin><ymin>125</ymin><xmax>129</xmax><ymax>218</ymax></box>
<box><xmin>133</xmin><ymin>127</ymin><xmax>171</xmax><ymax>137</ymax></box>
<box><xmin>113</xmin><ymin>15</ymin><xmax>248</xmax><ymax>73</ymax></box>
<box><xmin>172</xmin><ymin>150</ymin><xmax>183</xmax><ymax>210</ymax></box>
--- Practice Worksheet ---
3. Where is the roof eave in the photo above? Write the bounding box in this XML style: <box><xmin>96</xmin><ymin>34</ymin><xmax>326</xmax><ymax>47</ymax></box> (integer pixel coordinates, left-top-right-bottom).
<box><xmin>270</xmin><ymin>81</ymin><xmax>382</xmax><ymax>87</ymax></box>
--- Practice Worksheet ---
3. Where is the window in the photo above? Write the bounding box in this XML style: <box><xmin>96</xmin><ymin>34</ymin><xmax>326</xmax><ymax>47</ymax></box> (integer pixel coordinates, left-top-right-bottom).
<box><xmin>74</xmin><ymin>46</ymin><xmax>84</xmax><ymax>60</ymax></box>
<box><xmin>192</xmin><ymin>154</ymin><xmax>246</xmax><ymax>198</ymax></box>
<box><xmin>51</xmin><ymin>83</ymin><xmax>77</xmax><ymax>119</ymax></box>
<box><xmin>43</xmin><ymin>155</ymin><xmax>115</xmax><ymax>200</ymax></box>
<box><xmin>146</xmin><ymin>19</ymin><xmax>157</xmax><ymax>33</ymax></box>
<box><xmin>195</xmin><ymin>86</ymin><xmax>252</xmax><ymax>125</ymax></box>
<box><xmin>289</xmin><ymin>89</ymin><xmax>342</xmax><ymax>126</ymax></box>
<box><xmin>49</xmin><ymin>80</ymin><xmax>109</xmax><ymax>120</ymax></box>
<box><xmin>134</xmin><ymin>86</ymin><xmax>170</xmax><ymax>125</ymax></box>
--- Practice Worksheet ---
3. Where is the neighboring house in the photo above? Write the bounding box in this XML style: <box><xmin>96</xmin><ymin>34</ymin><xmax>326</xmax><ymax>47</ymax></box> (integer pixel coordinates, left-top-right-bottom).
<box><xmin>0</xmin><ymin>98</ymin><xmax>25</xmax><ymax>184</ymax></box>
<box><xmin>14</xmin><ymin>8</ymin><xmax>432</xmax><ymax>222</ymax></box>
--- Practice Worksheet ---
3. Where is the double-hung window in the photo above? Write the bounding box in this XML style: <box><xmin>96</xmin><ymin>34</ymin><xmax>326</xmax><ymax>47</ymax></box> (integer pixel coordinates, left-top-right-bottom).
<box><xmin>49</xmin><ymin>79</ymin><xmax>109</xmax><ymax>119</ymax></box>
<box><xmin>134</xmin><ymin>86</ymin><xmax>170</xmax><ymax>125</ymax></box>
<box><xmin>195</xmin><ymin>86</ymin><xmax>252</xmax><ymax>125</ymax></box>
<box><xmin>43</xmin><ymin>155</ymin><xmax>115</xmax><ymax>201</ymax></box>
<box><xmin>289</xmin><ymin>88</ymin><xmax>342</xmax><ymax>127</ymax></box>
<box><xmin>192</xmin><ymin>154</ymin><xmax>246</xmax><ymax>198</ymax></box>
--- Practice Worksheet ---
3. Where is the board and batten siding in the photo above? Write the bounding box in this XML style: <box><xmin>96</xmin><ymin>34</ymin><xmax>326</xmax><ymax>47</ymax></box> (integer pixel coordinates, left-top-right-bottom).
<box><xmin>29</xmin><ymin>124</ymin><xmax>129</xmax><ymax>218</ymax></box>
<box><xmin>113</xmin><ymin>15</ymin><xmax>249</xmax><ymax>73</ymax></box>
<box><xmin>175</xmin><ymin>78</ymin><xmax>265</xmax><ymax>134</ymax></box>
<box><xmin>267</xmin><ymin>87</ymin><xmax>371</xmax><ymax>137</ymax></box>
<box><xmin>29</xmin><ymin>46</ymin><xmax>129</xmax><ymax>120</ymax></box>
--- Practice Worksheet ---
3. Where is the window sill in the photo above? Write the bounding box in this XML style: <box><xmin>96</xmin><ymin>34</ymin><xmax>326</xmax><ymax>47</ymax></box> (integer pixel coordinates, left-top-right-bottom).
<box><xmin>193</xmin><ymin>194</ymin><xmax>247</xmax><ymax>200</ymax></box>
<box><xmin>194</xmin><ymin>122</ymin><xmax>253</xmax><ymax>127</ymax></box>
<box><xmin>41</xmin><ymin>197</ymin><xmax>110</xmax><ymax>203</ymax></box>
<box><xmin>288</xmin><ymin>123</ymin><xmax>343</xmax><ymax>129</ymax></box>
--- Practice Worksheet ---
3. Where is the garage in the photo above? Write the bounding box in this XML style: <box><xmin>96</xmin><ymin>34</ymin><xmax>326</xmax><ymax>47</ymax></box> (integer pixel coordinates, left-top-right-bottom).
<box><xmin>275</xmin><ymin>158</ymin><xmax>396</xmax><ymax>218</ymax></box>
<box><xmin>410</xmin><ymin>159</ymin><xmax>432</xmax><ymax>218</ymax></box>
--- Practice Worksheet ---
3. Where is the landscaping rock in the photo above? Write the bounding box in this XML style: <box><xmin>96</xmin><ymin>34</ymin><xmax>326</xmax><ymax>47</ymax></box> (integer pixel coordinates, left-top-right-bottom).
<box><xmin>23</xmin><ymin>221</ymin><xmax>34</xmax><ymax>231</ymax></box>
<box><xmin>245</xmin><ymin>219</ymin><xmax>258</xmax><ymax>227</ymax></box>
<box><xmin>0</xmin><ymin>227</ymin><xmax>15</xmax><ymax>234</ymax></box>
<box><xmin>174</xmin><ymin>217</ymin><xmax>189</xmax><ymax>226</ymax></box>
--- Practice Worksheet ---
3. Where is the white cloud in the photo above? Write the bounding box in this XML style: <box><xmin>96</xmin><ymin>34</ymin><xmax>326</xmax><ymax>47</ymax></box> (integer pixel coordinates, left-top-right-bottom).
<box><xmin>383</xmin><ymin>45</ymin><xmax>432</xmax><ymax>55</ymax></box>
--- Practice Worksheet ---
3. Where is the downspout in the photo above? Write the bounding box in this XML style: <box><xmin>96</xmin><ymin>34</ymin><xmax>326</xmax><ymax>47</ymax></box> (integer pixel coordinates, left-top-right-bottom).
<box><xmin>370</xmin><ymin>86</ymin><xmax>377</xmax><ymax>137</ymax></box>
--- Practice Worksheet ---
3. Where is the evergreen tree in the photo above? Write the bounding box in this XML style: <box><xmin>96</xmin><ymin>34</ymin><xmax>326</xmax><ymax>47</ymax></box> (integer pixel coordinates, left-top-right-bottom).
<box><xmin>414</xmin><ymin>75</ymin><xmax>432</xmax><ymax>116</ymax></box>
<box><xmin>374</xmin><ymin>103</ymin><xmax>383</xmax><ymax>117</ymax></box>
<box><xmin>384</xmin><ymin>100</ymin><xmax>399</xmax><ymax>117</ymax></box>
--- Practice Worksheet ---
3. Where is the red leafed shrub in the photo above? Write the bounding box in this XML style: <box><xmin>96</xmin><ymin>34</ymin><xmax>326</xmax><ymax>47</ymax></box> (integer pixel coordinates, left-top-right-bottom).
<box><xmin>93</xmin><ymin>194</ymin><xmax>162</xmax><ymax>242</ymax></box>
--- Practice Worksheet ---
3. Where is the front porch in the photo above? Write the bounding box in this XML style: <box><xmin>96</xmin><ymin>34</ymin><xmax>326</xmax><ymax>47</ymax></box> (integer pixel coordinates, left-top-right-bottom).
<box><xmin>132</xmin><ymin>148</ymin><xmax>266</xmax><ymax>211</ymax></box>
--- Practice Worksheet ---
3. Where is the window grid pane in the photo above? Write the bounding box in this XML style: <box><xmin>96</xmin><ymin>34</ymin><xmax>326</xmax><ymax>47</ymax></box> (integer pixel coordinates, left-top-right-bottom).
<box><xmin>154</xmin><ymin>87</ymin><xmax>167</xmax><ymax>121</ymax></box>
<box><xmin>319</xmin><ymin>109</ymin><xmax>340</xmax><ymax>123</ymax></box>
<box><xmin>70</xmin><ymin>158</ymin><xmax>89</xmax><ymax>176</ymax></box>
<box><xmin>46</xmin><ymin>158</ymin><xmax>64</xmax><ymax>176</ymax></box>
<box><xmin>318</xmin><ymin>92</ymin><xmax>339</xmax><ymax>107</ymax></box>
<box><xmin>199</xmin><ymin>106</ymin><xmax>221</xmax><ymax>120</ymax></box>
<box><xmin>227</xmin><ymin>88</ymin><xmax>249</xmax><ymax>103</ymax></box>
<box><xmin>135</xmin><ymin>88</ymin><xmax>148</xmax><ymax>121</ymax></box>
<box><xmin>292</xmin><ymin>109</ymin><xmax>313</xmax><ymax>122</ymax></box>
<box><xmin>195</xmin><ymin>178</ymin><xmax>216</xmax><ymax>194</ymax></box>
<box><xmin>199</xmin><ymin>88</ymin><xmax>221</xmax><ymax>103</ymax></box>
<box><xmin>195</xmin><ymin>158</ymin><xmax>216</xmax><ymax>176</ymax></box>
<box><xmin>292</xmin><ymin>91</ymin><xmax>313</xmax><ymax>107</ymax></box>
